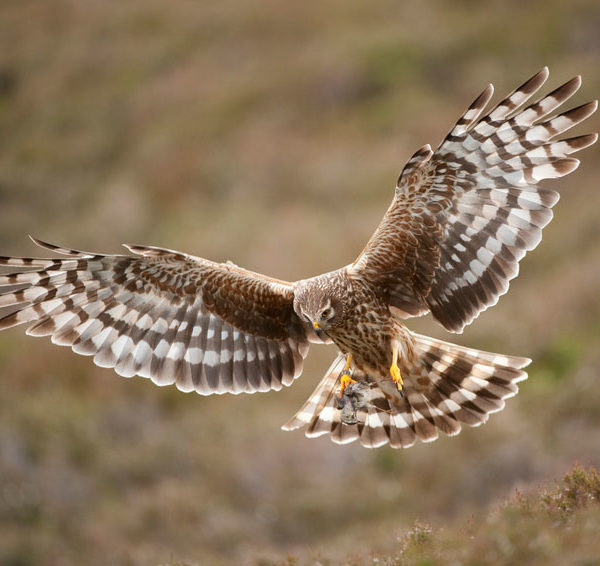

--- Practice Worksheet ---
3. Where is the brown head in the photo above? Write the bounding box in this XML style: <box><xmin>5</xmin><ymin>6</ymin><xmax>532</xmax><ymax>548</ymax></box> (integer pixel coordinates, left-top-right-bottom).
<box><xmin>293</xmin><ymin>271</ymin><xmax>347</xmax><ymax>337</ymax></box>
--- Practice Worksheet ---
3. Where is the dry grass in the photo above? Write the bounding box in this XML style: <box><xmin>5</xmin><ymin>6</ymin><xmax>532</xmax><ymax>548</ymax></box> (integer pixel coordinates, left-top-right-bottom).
<box><xmin>1</xmin><ymin>1</ymin><xmax>600</xmax><ymax>564</ymax></box>
<box><xmin>364</xmin><ymin>466</ymin><xmax>600</xmax><ymax>566</ymax></box>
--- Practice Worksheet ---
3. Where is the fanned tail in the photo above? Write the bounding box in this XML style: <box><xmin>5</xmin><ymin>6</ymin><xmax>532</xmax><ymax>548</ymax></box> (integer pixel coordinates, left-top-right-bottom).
<box><xmin>282</xmin><ymin>353</ymin><xmax>346</xmax><ymax>432</ymax></box>
<box><xmin>283</xmin><ymin>333</ymin><xmax>529</xmax><ymax>449</ymax></box>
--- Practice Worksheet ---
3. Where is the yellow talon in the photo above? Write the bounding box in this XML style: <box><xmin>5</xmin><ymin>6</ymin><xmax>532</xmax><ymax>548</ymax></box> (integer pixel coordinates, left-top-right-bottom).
<box><xmin>339</xmin><ymin>373</ymin><xmax>357</xmax><ymax>396</ymax></box>
<box><xmin>339</xmin><ymin>355</ymin><xmax>356</xmax><ymax>396</ymax></box>
<box><xmin>390</xmin><ymin>345</ymin><xmax>403</xmax><ymax>390</ymax></box>
<box><xmin>390</xmin><ymin>363</ymin><xmax>403</xmax><ymax>390</ymax></box>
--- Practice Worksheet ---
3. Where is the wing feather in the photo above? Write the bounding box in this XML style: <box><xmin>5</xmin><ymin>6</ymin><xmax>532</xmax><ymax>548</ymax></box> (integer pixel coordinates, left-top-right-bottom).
<box><xmin>0</xmin><ymin>239</ymin><xmax>310</xmax><ymax>395</ymax></box>
<box><xmin>350</xmin><ymin>69</ymin><xmax>597</xmax><ymax>332</ymax></box>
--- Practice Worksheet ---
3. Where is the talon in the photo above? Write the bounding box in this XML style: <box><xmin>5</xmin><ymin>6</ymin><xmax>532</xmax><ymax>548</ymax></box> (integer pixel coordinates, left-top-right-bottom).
<box><xmin>338</xmin><ymin>354</ymin><xmax>355</xmax><ymax>396</ymax></box>
<box><xmin>339</xmin><ymin>371</ymin><xmax>357</xmax><ymax>396</ymax></box>
<box><xmin>390</xmin><ymin>363</ymin><xmax>403</xmax><ymax>390</ymax></box>
<box><xmin>390</xmin><ymin>344</ymin><xmax>403</xmax><ymax>391</ymax></box>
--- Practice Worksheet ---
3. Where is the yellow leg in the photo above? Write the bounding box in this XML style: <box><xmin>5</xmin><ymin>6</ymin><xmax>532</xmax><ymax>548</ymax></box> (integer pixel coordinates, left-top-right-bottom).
<box><xmin>344</xmin><ymin>354</ymin><xmax>352</xmax><ymax>372</ymax></box>
<box><xmin>339</xmin><ymin>354</ymin><xmax>356</xmax><ymax>396</ymax></box>
<box><xmin>390</xmin><ymin>345</ymin><xmax>403</xmax><ymax>391</ymax></box>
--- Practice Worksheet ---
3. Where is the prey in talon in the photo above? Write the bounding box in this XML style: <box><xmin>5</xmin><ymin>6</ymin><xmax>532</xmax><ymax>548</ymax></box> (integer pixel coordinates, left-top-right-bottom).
<box><xmin>336</xmin><ymin>380</ymin><xmax>371</xmax><ymax>425</ymax></box>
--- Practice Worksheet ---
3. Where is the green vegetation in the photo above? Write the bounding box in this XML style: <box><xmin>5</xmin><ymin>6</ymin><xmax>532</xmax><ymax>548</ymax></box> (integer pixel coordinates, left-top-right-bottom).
<box><xmin>163</xmin><ymin>466</ymin><xmax>600</xmax><ymax>565</ymax></box>
<box><xmin>1</xmin><ymin>1</ymin><xmax>599</xmax><ymax>564</ymax></box>
<box><xmin>369</xmin><ymin>466</ymin><xmax>600</xmax><ymax>566</ymax></box>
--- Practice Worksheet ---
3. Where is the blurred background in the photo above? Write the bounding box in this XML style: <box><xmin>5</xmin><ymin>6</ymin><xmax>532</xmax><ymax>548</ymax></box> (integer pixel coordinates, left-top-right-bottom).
<box><xmin>1</xmin><ymin>1</ymin><xmax>599</xmax><ymax>564</ymax></box>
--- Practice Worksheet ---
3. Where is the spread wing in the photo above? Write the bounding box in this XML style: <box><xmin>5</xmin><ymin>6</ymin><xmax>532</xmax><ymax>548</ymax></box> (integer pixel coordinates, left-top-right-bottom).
<box><xmin>350</xmin><ymin>68</ymin><xmax>598</xmax><ymax>332</ymax></box>
<box><xmin>0</xmin><ymin>237</ymin><xmax>311</xmax><ymax>395</ymax></box>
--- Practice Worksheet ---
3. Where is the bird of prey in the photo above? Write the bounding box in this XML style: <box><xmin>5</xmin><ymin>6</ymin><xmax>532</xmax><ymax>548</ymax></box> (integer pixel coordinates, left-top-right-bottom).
<box><xmin>0</xmin><ymin>68</ymin><xmax>596</xmax><ymax>448</ymax></box>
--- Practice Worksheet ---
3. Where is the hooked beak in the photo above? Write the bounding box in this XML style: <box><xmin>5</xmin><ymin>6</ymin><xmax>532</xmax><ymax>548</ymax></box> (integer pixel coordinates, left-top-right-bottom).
<box><xmin>312</xmin><ymin>320</ymin><xmax>323</xmax><ymax>339</ymax></box>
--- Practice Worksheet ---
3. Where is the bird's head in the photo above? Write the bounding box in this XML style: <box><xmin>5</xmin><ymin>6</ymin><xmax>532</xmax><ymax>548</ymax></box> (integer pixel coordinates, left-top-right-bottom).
<box><xmin>293</xmin><ymin>274</ymin><xmax>346</xmax><ymax>338</ymax></box>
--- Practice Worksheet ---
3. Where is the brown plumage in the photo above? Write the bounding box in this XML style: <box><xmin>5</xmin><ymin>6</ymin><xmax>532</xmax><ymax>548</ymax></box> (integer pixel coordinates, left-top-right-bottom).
<box><xmin>0</xmin><ymin>68</ymin><xmax>597</xmax><ymax>448</ymax></box>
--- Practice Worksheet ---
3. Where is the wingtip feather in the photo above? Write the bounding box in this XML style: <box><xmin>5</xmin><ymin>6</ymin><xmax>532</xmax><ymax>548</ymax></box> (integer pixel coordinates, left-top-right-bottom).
<box><xmin>28</xmin><ymin>235</ymin><xmax>53</xmax><ymax>250</ymax></box>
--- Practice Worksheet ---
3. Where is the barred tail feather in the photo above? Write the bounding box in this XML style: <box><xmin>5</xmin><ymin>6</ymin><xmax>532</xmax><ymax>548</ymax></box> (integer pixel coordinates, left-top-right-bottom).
<box><xmin>281</xmin><ymin>353</ymin><xmax>346</xmax><ymax>432</ymax></box>
<box><xmin>283</xmin><ymin>333</ymin><xmax>529</xmax><ymax>449</ymax></box>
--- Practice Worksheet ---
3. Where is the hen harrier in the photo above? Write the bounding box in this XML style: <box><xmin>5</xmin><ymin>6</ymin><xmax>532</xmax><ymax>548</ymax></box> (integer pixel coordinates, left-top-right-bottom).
<box><xmin>0</xmin><ymin>68</ymin><xmax>596</xmax><ymax>448</ymax></box>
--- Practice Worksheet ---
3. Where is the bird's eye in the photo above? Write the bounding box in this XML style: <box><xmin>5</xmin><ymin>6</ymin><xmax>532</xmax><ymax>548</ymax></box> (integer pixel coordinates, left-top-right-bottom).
<box><xmin>321</xmin><ymin>308</ymin><xmax>331</xmax><ymax>318</ymax></box>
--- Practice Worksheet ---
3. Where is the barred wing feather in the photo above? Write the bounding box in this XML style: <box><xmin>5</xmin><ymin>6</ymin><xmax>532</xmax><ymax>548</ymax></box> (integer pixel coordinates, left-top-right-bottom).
<box><xmin>0</xmin><ymin>238</ymin><xmax>309</xmax><ymax>395</ymax></box>
<box><xmin>352</xmin><ymin>68</ymin><xmax>597</xmax><ymax>332</ymax></box>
